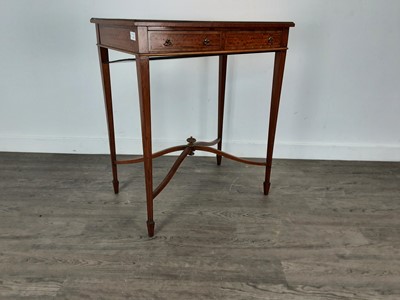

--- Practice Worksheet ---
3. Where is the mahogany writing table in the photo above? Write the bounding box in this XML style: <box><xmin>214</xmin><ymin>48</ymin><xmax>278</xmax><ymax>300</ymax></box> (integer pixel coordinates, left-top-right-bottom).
<box><xmin>90</xmin><ymin>19</ymin><xmax>295</xmax><ymax>237</ymax></box>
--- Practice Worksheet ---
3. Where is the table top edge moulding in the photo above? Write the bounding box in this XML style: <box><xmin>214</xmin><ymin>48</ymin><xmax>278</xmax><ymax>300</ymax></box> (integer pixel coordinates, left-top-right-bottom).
<box><xmin>90</xmin><ymin>18</ymin><xmax>295</xmax><ymax>237</ymax></box>
<box><xmin>90</xmin><ymin>18</ymin><xmax>295</xmax><ymax>28</ymax></box>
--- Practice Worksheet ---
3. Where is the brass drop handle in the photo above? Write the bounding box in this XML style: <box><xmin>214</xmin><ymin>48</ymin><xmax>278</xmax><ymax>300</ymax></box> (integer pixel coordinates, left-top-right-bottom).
<box><xmin>267</xmin><ymin>36</ymin><xmax>274</xmax><ymax>45</ymax></box>
<box><xmin>163</xmin><ymin>39</ymin><xmax>173</xmax><ymax>47</ymax></box>
<box><xmin>203</xmin><ymin>38</ymin><xmax>211</xmax><ymax>46</ymax></box>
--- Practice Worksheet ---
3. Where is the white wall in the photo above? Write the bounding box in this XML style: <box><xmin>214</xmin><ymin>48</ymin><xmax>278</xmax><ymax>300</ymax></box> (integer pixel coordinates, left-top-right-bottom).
<box><xmin>0</xmin><ymin>0</ymin><xmax>399</xmax><ymax>161</ymax></box>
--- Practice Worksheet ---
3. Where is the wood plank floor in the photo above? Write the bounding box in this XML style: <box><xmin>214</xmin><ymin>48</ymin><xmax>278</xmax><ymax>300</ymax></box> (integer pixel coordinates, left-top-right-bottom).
<box><xmin>0</xmin><ymin>152</ymin><xmax>399</xmax><ymax>299</ymax></box>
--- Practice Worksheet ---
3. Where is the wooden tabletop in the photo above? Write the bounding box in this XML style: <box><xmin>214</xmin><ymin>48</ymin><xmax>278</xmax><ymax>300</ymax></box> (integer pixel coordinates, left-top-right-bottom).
<box><xmin>90</xmin><ymin>18</ymin><xmax>295</xmax><ymax>29</ymax></box>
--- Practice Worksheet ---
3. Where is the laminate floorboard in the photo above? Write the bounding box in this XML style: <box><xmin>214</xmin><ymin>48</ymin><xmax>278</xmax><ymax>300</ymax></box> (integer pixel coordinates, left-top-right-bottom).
<box><xmin>0</xmin><ymin>152</ymin><xmax>399</xmax><ymax>299</ymax></box>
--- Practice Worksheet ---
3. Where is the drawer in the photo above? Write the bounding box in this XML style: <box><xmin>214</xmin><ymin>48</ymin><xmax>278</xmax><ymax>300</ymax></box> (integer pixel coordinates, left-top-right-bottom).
<box><xmin>225</xmin><ymin>31</ymin><xmax>282</xmax><ymax>50</ymax></box>
<box><xmin>148</xmin><ymin>31</ymin><xmax>222</xmax><ymax>53</ymax></box>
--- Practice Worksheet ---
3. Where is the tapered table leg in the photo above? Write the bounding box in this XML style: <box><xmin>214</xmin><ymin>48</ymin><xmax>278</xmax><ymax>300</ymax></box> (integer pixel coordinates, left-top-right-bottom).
<box><xmin>98</xmin><ymin>46</ymin><xmax>119</xmax><ymax>194</ymax></box>
<box><xmin>135</xmin><ymin>55</ymin><xmax>155</xmax><ymax>237</ymax></box>
<box><xmin>217</xmin><ymin>55</ymin><xmax>228</xmax><ymax>165</ymax></box>
<box><xmin>264</xmin><ymin>51</ymin><xmax>287</xmax><ymax>195</ymax></box>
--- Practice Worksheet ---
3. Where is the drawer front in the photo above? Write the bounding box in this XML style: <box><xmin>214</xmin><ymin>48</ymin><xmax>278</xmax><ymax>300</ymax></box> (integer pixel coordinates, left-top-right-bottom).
<box><xmin>225</xmin><ymin>31</ymin><xmax>282</xmax><ymax>50</ymax></box>
<box><xmin>149</xmin><ymin>31</ymin><xmax>222</xmax><ymax>52</ymax></box>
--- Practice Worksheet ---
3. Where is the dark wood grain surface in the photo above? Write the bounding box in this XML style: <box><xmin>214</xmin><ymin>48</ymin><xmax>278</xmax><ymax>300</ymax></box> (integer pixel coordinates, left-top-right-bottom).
<box><xmin>0</xmin><ymin>152</ymin><xmax>399</xmax><ymax>299</ymax></box>
<box><xmin>148</xmin><ymin>31</ymin><xmax>222</xmax><ymax>52</ymax></box>
<box><xmin>91</xmin><ymin>18</ymin><xmax>294</xmax><ymax>56</ymax></box>
<box><xmin>90</xmin><ymin>18</ymin><xmax>295</xmax><ymax>29</ymax></box>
